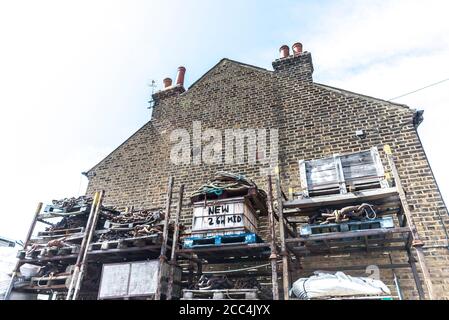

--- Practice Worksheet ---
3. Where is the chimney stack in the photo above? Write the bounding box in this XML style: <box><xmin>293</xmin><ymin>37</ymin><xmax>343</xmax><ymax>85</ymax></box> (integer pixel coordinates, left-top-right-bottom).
<box><xmin>152</xmin><ymin>66</ymin><xmax>186</xmax><ymax>103</ymax></box>
<box><xmin>273</xmin><ymin>41</ymin><xmax>313</xmax><ymax>82</ymax></box>
<box><xmin>292</xmin><ymin>42</ymin><xmax>303</xmax><ymax>55</ymax></box>
<box><xmin>279</xmin><ymin>45</ymin><xmax>290</xmax><ymax>59</ymax></box>
<box><xmin>176</xmin><ymin>66</ymin><xmax>186</xmax><ymax>87</ymax></box>
<box><xmin>163</xmin><ymin>77</ymin><xmax>172</xmax><ymax>88</ymax></box>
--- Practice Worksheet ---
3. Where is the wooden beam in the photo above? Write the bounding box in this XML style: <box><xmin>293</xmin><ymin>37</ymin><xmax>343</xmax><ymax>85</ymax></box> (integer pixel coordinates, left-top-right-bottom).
<box><xmin>301</xmin><ymin>263</ymin><xmax>411</xmax><ymax>272</ymax></box>
<box><xmin>285</xmin><ymin>227</ymin><xmax>410</xmax><ymax>243</ymax></box>
<box><xmin>155</xmin><ymin>176</ymin><xmax>174</xmax><ymax>300</ymax></box>
<box><xmin>289</xmin><ymin>245</ymin><xmax>407</xmax><ymax>256</ymax></box>
<box><xmin>65</xmin><ymin>191</ymin><xmax>101</xmax><ymax>300</ymax></box>
<box><xmin>275</xmin><ymin>168</ymin><xmax>290</xmax><ymax>300</ymax></box>
<box><xmin>407</xmin><ymin>247</ymin><xmax>425</xmax><ymax>300</ymax></box>
<box><xmin>283</xmin><ymin>187</ymin><xmax>399</xmax><ymax>209</ymax></box>
<box><xmin>267</xmin><ymin>175</ymin><xmax>279</xmax><ymax>300</ymax></box>
<box><xmin>72</xmin><ymin>190</ymin><xmax>105</xmax><ymax>300</ymax></box>
<box><xmin>87</xmin><ymin>245</ymin><xmax>162</xmax><ymax>256</ymax></box>
<box><xmin>3</xmin><ymin>202</ymin><xmax>42</xmax><ymax>300</ymax></box>
<box><xmin>167</xmin><ymin>184</ymin><xmax>184</xmax><ymax>300</ymax></box>
<box><xmin>385</xmin><ymin>145</ymin><xmax>435</xmax><ymax>299</ymax></box>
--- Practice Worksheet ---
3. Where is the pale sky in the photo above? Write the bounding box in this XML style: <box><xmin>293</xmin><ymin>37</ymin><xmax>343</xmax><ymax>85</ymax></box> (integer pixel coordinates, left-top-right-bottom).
<box><xmin>1</xmin><ymin>0</ymin><xmax>448</xmax><ymax>240</ymax></box>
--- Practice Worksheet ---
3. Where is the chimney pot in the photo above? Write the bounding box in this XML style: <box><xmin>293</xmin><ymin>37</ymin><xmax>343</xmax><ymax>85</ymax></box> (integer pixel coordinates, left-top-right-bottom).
<box><xmin>163</xmin><ymin>77</ymin><xmax>172</xmax><ymax>88</ymax></box>
<box><xmin>279</xmin><ymin>45</ymin><xmax>290</xmax><ymax>58</ymax></box>
<box><xmin>292</xmin><ymin>42</ymin><xmax>303</xmax><ymax>55</ymax></box>
<box><xmin>176</xmin><ymin>66</ymin><xmax>186</xmax><ymax>87</ymax></box>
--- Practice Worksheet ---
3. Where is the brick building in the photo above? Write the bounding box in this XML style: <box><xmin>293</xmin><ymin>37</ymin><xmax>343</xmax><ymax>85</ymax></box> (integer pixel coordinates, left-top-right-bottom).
<box><xmin>85</xmin><ymin>43</ymin><xmax>449</xmax><ymax>299</ymax></box>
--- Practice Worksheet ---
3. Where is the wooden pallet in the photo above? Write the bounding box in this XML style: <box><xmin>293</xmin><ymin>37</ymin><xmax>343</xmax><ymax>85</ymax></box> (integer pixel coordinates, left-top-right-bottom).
<box><xmin>37</xmin><ymin>227</ymin><xmax>84</xmax><ymax>238</ymax></box>
<box><xmin>298</xmin><ymin>147</ymin><xmax>389</xmax><ymax>198</ymax></box>
<box><xmin>103</xmin><ymin>220</ymin><xmax>165</xmax><ymax>229</ymax></box>
<box><xmin>18</xmin><ymin>246</ymin><xmax>80</xmax><ymax>259</ymax></box>
<box><xmin>89</xmin><ymin>234</ymin><xmax>162</xmax><ymax>251</ymax></box>
<box><xmin>27</xmin><ymin>273</ymin><xmax>71</xmax><ymax>290</ymax></box>
<box><xmin>182</xmin><ymin>289</ymin><xmax>259</xmax><ymax>300</ymax></box>
<box><xmin>300</xmin><ymin>217</ymin><xmax>394</xmax><ymax>236</ymax></box>
<box><xmin>183</xmin><ymin>233</ymin><xmax>261</xmax><ymax>249</ymax></box>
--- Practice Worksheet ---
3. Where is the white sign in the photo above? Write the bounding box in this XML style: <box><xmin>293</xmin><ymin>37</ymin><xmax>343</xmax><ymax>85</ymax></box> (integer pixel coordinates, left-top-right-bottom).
<box><xmin>192</xmin><ymin>201</ymin><xmax>257</xmax><ymax>233</ymax></box>
<box><xmin>98</xmin><ymin>260</ymin><xmax>160</xmax><ymax>299</ymax></box>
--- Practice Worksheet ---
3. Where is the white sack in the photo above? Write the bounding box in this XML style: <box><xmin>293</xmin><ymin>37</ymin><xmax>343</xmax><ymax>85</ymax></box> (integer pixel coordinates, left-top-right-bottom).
<box><xmin>290</xmin><ymin>271</ymin><xmax>391</xmax><ymax>299</ymax></box>
<box><xmin>0</xmin><ymin>246</ymin><xmax>18</xmax><ymax>298</ymax></box>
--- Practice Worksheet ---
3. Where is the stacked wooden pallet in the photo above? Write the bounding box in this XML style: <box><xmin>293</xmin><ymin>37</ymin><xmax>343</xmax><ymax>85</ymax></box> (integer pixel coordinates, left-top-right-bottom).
<box><xmin>182</xmin><ymin>289</ymin><xmax>259</xmax><ymax>300</ymax></box>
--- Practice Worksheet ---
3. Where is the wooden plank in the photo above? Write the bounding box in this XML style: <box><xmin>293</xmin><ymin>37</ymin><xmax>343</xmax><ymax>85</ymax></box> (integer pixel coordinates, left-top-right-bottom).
<box><xmin>306</xmin><ymin>157</ymin><xmax>335</xmax><ymax>169</ymax></box>
<box><xmin>307</xmin><ymin>172</ymin><xmax>338</xmax><ymax>185</ymax></box>
<box><xmin>304</xmin><ymin>237</ymin><xmax>408</xmax><ymax>249</ymax></box>
<box><xmin>340</xmin><ymin>150</ymin><xmax>374</xmax><ymax>167</ymax></box>
<box><xmin>301</xmin><ymin>263</ymin><xmax>410</xmax><ymax>272</ymax></box>
<box><xmin>342</xmin><ymin>164</ymin><xmax>378</xmax><ymax>179</ymax></box>
<box><xmin>371</xmin><ymin>146</ymin><xmax>389</xmax><ymax>189</ymax></box>
<box><xmin>334</xmin><ymin>154</ymin><xmax>347</xmax><ymax>195</ymax></box>
<box><xmin>289</xmin><ymin>245</ymin><xmax>407</xmax><ymax>256</ymax></box>
<box><xmin>167</xmin><ymin>184</ymin><xmax>184</xmax><ymax>300</ymax></box>
<box><xmin>267</xmin><ymin>175</ymin><xmax>279</xmax><ymax>300</ymax></box>
<box><xmin>285</xmin><ymin>227</ymin><xmax>410</xmax><ymax>243</ymax></box>
<box><xmin>298</xmin><ymin>160</ymin><xmax>309</xmax><ymax>197</ymax></box>
<box><xmin>307</xmin><ymin>183</ymin><xmax>340</xmax><ymax>191</ymax></box>
<box><xmin>87</xmin><ymin>245</ymin><xmax>162</xmax><ymax>256</ymax></box>
<box><xmin>155</xmin><ymin>176</ymin><xmax>174</xmax><ymax>300</ymax></box>
<box><xmin>283</xmin><ymin>187</ymin><xmax>399</xmax><ymax>209</ymax></box>
<box><xmin>69</xmin><ymin>190</ymin><xmax>104</xmax><ymax>300</ymax></box>
<box><xmin>275</xmin><ymin>169</ymin><xmax>290</xmax><ymax>300</ymax></box>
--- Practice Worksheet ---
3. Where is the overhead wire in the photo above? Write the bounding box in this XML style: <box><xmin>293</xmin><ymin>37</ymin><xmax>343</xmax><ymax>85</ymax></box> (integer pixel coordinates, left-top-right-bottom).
<box><xmin>389</xmin><ymin>77</ymin><xmax>449</xmax><ymax>101</ymax></box>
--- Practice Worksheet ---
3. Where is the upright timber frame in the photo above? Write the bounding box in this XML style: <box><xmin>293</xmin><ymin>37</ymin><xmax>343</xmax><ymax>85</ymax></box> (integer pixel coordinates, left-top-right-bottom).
<box><xmin>271</xmin><ymin>145</ymin><xmax>435</xmax><ymax>300</ymax></box>
<box><xmin>4</xmin><ymin>190</ymin><xmax>105</xmax><ymax>300</ymax></box>
<box><xmin>173</xmin><ymin>176</ymin><xmax>281</xmax><ymax>300</ymax></box>
<box><xmin>5</xmin><ymin>177</ymin><xmax>179</xmax><ymax>300</ymax></box>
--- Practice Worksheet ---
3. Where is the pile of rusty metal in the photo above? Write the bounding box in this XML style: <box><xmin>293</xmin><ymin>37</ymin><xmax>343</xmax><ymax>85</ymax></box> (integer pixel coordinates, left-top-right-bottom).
<box><xmin>97</xmin><ymin>209</ymin><xmax>168</xmax><ymax>242</ymax></box>
<box><xmin>309</xmin><ymin>203</ymin><xmax>377</xmax><ymax>225</ymax></box>
<box><xmin>190</xmin><ymin>172</ymin><xmax>268</xmax><ymax>211</ymax></box>
<box><xmin>194</xmin><ymin>275</ymin><xmax>233</xmax><ymax>290</ymax></box>
<box><xmin>46</xmin><ymin>216</ymin><xmax>89</xmax><ymax>231</ymax></box>
<box><xmin>44</xmin><ymin>196</ymin><xmax>120</xmax><ymax>232</ymax></box>
<box><xmin>44</xmin><ymin>210</ymin><xmax>118</xmax><ymax>232</ymax></box>
<box><xmin>45</xmin><ymin>196</ymin><xmax>92</xmax><ymax>213</ymax></box>
<box><xmin>193</xmin><ymin>275</ymin><xmax>263</xmax><ymax>291</ymax></box>
<box><xmin>109</xmin><ymin>209</ymin><xmax>163</xmax><ymax>225</ymax></box>
<box><xmin>234</xmin><ymin>277</ymin><xmax>262</xmax><ymax>290</ymax></box>
<box><xmin>189</xmin><ymin>275</ymin><xmax>272</xmax><ymax>299</ymax></box>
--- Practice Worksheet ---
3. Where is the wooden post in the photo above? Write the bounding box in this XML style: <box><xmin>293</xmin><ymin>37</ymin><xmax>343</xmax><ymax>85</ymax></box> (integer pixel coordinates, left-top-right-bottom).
<box><xmin>407</xmin><ymin>248</ymin><xmax>425</xmax><ymax>300</ymax></box>
<box><xmin>155</xmin><ymin>176</ymin><xmax>174</xmax><ymax>300</ymax></box>
<box><xmin>167</xmin><ymin>184</ymin><xmax>184</xmax><ymax>300</ymax></box>
<box><xmin>267</xmin><ymin>175</ymin><xmax>279</xmax><ymax>300</ymax></box>
<box><xmin>72</xmin><ymin>190</ymin><xmax>104</xmax><ymax>300</ymax></box>
<box><xmin>274</xmin><ymin>167</ymin><xmax>290</xmax><ymax>300</ymax></box>
<box><xmin>384</xmin><ymin>145</ymin><xmax>435</xmax><ymax>299</ymax></box>
<box><xmin>3</xmin><ymin>202</ymin><xmax>42</xmax><ymax>300</ymax></box>
<box><xmin>66</xmin><ymin>191</ymin><xmax>100</xmax><ymax>300</ymax></box>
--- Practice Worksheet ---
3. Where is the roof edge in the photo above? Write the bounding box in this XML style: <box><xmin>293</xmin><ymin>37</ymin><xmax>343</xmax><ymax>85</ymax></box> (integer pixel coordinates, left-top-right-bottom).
<box><xmin>188</xmin><ymin>58</ymin><xmax>271</xmax><ymax>90</ymax></box>
<box><xmin>84</xmin><ymin>121</ymin><xmax>154</xmax><ymax>176</ymax></box>
<box><xmin>314</xmin><ymin>82</ymin><xmax>411</xmax><ymax>110</ymax></box>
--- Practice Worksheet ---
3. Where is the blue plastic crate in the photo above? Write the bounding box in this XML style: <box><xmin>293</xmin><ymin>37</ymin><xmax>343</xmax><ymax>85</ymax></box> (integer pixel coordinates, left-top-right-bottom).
<box><xmin>183</xmin><ymin>233</ymin><xmax>261</xmax><ymax>249</ymax></box>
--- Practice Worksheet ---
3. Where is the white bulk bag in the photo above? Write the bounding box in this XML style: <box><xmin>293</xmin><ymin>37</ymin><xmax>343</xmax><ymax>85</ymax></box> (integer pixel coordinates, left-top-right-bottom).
<box><xmin>290</xmin><ymin>271</ymin><xmax>391</xmax><ymax>299</ymax></box>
